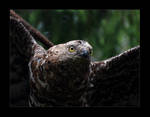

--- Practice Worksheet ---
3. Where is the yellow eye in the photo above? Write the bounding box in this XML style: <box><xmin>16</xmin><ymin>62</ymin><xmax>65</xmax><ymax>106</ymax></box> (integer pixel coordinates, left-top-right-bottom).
<box><xmin>69</xmin><ymin>46</ymin><xmax>75</xmax><ymax>52</ymax></box>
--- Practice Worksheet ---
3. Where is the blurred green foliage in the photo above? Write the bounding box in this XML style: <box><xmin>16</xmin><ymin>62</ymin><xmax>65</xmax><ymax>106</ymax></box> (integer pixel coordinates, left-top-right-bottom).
<box><xmin>14</xmin><ymin>9</ymin><xmax>140</xmax><ymax>60</ymax></box>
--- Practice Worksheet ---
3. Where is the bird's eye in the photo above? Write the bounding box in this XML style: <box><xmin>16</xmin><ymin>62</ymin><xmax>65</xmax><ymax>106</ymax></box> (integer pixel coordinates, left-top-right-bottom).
<box><xmin>69</xmin><ymin>46</ymin><xmax>75</xmax><ymax>52</ymax></box>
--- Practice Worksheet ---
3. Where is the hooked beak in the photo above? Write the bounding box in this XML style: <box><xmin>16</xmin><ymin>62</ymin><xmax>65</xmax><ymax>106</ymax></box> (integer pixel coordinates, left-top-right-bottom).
<box><xmin>79</xmin><ymin>49</ymin><xmax>90</xmax><ymax>58</ymax></box>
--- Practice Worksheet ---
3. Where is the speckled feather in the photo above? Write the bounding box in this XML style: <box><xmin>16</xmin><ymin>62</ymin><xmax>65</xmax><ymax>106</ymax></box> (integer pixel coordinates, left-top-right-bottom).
<box><xmin>28</xmin><ymin>40</ymin><xmax>93</xmax><ymax>107</ymax></box>
<box><xmin>10</xmin><ymin>11</ymin><xmax>140</xmax><ymax>107</ymax></box>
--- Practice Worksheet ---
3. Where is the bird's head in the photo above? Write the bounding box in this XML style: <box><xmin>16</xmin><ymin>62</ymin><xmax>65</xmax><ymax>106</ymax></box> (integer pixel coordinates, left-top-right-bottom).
<box><xmin>47</xmin><ymin>40</ymin><xmax>93</xmax><ymax>64</ymax></box>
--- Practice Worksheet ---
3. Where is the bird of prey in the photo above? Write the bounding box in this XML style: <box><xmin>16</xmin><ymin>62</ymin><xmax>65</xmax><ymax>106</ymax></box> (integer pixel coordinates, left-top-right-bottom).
<box><xmin>9</xmin><ymin>10</ymin><xmax>140</xmax><ymax>107</ymax></box>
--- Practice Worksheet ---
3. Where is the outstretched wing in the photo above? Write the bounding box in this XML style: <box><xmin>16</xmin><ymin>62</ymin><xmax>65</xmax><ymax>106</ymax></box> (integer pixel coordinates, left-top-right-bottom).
<box><xmin>10</xmin><ymin>10</ymin><xmax>53</xmax><ymax>49</ymax></box>
<box><xmin>87</xmin><ymin>46</ymin><xmax>140</xmax><ymax>106</ymax></box>
<box><xmin>9</xmin><ymin>11</ymin><xmax>53</xmax><ymax>107</ymax></box>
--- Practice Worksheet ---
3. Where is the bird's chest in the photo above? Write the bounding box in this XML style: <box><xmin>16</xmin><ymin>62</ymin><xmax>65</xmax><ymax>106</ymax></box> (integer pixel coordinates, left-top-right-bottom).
<box><xmin>29</xmin><ymin>58</ymin><xmax>90</xmax><ymax>106</ymax></box>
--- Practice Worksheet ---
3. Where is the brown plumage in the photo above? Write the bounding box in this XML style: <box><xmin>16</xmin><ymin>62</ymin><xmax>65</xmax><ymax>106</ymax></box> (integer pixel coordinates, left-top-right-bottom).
<box><xmin>9</xmin><ymin>10</ymin><xmax>140</xmax><ymax>107</ymax></box>
<box><xmin>28</xmin><ymin>40</ymin><xmax>92</xmax><ymax>106</ymax></box>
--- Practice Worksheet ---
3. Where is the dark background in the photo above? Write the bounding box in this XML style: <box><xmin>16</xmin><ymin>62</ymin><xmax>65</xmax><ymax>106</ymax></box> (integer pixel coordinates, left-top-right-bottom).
<box><xmin>14</xmin><ymin>9</ymin><xmax>140</xmax><ymax>61</ymax></box>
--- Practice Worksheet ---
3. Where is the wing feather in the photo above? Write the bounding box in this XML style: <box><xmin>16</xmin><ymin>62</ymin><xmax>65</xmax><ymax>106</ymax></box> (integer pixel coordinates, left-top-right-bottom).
<box><xmin>9</xmin><ymin>11</ymin><xmax>51</xmax><ymax>106</ymax></box>
<box><xmin>87</xmin><ymin>46</ymin><xmax>140</xmax><ymax>106</ymax></box>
